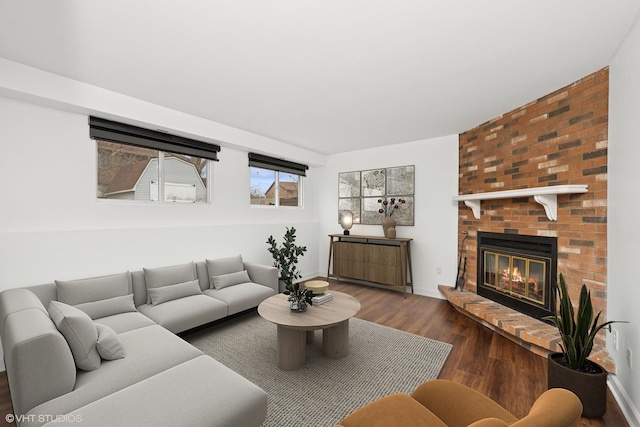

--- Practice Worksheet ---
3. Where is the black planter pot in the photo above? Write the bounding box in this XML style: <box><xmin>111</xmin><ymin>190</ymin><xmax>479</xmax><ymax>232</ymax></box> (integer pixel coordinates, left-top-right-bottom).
<box><xmin>547</xmin><ymin>352</ymin><xmax>608</xmax><ymax>418</ymax></box>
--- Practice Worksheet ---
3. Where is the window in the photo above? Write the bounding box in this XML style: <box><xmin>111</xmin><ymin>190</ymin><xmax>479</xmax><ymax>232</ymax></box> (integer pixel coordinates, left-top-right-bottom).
<box><xmin>90</xmin><ymin>117</ymin><xmax>218</xmax><ymax>204</ymax></box>
<box><xmin>248</xmin><ymin>153</ymin><xmax>308</xmax><ymax>207</ymax></box>
<box><xmin>250</xmin><ymin>167</ymin><xmax>276</xmax><ymax>205</ymax></box>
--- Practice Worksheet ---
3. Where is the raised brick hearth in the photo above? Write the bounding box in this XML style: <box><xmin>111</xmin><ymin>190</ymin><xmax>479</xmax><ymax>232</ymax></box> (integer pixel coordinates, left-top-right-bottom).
<box><xmin>439</xmin><ymin>284</ymin><xmax>615</xmax><ymax>372</ymax></box>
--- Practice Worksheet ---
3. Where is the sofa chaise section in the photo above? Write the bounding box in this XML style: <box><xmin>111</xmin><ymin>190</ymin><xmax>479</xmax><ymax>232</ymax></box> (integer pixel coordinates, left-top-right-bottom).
<box><xmin>22</xmin><ymin>324</ymin><xmax>202</xmax><ymax>423</ymax></box>
<box><xmin>20</xmin><ymin>324</ymin><xmax>267</xmax><ymax>427</ymax></box>
<box><xmin>37</xmin><ymin>356</ymin><xmax>268</xmax><ymax>427</ymax></box>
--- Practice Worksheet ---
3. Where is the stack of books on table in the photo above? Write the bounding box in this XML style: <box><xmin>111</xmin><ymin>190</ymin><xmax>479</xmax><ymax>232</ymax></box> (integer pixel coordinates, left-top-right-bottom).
<box><xmin>312</xmin><ymin>292</ymin><xmax>333</xmax><ymax>305</ymax></box>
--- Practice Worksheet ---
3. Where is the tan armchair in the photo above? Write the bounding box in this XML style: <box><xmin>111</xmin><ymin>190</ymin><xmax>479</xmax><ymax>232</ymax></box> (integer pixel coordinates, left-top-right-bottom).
<box><xmin>336</xmin><ymin>379</ymin><xmax>582</xmax><ymax>427</ymax></box>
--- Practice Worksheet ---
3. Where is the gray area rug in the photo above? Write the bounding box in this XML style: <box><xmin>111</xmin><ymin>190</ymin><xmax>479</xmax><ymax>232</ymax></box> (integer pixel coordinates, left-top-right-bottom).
<box><xmin>185</xmin><ymin>312</ymin><xmax>452</xmax><ymax>427</ymax></box>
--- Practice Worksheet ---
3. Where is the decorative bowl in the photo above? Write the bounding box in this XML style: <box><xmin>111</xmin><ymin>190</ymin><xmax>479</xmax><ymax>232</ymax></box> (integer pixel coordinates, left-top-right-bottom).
<box><xmin>304</xmin><ymin>280</ymin><xmax>329</xmax><ymax>294</ymax></box>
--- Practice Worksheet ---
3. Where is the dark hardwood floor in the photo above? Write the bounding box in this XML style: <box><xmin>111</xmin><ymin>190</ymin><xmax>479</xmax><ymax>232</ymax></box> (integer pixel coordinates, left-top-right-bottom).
<box><xmin>0</xmin><ymin>280</ymin><xmax>629</xmax><ymax>426</ymax></box>
<box><xmin>329</xmin><ymin>280</ymin><xmax>629</xmax><ymax>427</ymax></box>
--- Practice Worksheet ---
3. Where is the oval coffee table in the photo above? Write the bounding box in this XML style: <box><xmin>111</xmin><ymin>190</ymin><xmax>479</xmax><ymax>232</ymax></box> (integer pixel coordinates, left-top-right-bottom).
<box><xmin>258</xmin><ymin>291</ymin><xmax>361</xmax><ymax>371</ymax></box>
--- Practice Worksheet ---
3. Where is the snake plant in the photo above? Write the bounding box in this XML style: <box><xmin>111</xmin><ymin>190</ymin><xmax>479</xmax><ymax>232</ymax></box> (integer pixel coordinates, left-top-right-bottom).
<box><xmin>544</xmin><ymin>274</ymin><xmax>624</xmax><ymax>370</ymax></box>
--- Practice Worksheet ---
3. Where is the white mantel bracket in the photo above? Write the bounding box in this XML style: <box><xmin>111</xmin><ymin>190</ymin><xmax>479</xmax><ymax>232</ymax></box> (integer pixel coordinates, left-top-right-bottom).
<box><xmin>453</xmin><ymin>185</ymin><xmax>588</xmax><ymax>221</ymax></box>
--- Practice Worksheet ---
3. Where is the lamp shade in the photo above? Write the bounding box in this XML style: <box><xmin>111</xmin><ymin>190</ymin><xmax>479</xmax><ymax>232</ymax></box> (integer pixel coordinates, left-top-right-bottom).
<box><xmin>340</xmin><ymin>210</ymin><xmax>353</xmax><ymax>235</ymax></box>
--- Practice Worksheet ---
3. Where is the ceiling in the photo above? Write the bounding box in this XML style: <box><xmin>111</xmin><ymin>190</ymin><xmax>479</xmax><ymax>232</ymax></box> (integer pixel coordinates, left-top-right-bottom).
<box><xmin>1</xmin><ymin>1</ymin><xmax>639</xmax><ymax>155</ymax></box>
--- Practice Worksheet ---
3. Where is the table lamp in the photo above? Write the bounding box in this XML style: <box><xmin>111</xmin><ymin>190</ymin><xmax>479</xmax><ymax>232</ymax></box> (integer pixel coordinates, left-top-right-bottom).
<box><xmin>340</xmin><ymin>210</ymin><xmax>353</xmax><ymax>235</ymax></box>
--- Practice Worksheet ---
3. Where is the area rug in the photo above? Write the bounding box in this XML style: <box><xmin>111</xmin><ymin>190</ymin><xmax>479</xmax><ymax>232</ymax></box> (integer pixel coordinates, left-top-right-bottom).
<box><xmin>185</xmin><ymin>312</ymin><xmax>452</xmax><ymax>427</ymax></box>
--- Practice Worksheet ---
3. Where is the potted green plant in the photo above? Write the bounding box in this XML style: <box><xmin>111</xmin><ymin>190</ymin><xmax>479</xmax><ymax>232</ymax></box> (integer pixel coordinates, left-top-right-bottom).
<box><xmin>283</xmin><ymin>282</ymin><xmax>314</xmax><ymax>312</ymax></box>
<box><xmin>266</xmin><ymin>226</ymin><xmax>308</xmax><ymax>293</ymax></box>
<box><xmin>543</xmin><ymin>274</ymin><xmax>625</xmax><ymax>417</ymax></box>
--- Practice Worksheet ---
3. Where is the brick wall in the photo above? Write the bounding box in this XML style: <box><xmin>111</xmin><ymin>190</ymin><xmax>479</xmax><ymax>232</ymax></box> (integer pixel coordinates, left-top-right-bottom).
<box><xmin>458</xmin><ymin>67</ymin><xmax>608</xmax><ymax>319</ymax></box>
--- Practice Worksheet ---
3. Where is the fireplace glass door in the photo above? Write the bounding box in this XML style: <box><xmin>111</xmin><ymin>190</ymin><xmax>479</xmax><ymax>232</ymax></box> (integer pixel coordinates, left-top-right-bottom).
<box><xmin>483</xmin><ymin>251</ymin><xmax>546</xmax><ymax>305</ymax></box>
<box><xmin>477</xmin><ymin>232</ymin><xmax>557</xmax><ymax>320</ymax></box>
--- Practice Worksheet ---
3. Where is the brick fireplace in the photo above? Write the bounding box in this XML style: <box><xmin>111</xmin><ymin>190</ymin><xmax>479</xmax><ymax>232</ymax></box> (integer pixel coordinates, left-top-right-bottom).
<box><xmin>449</xmin><ymin>67</ymin><xmax>610</xmax><ymax>368</ymax></box>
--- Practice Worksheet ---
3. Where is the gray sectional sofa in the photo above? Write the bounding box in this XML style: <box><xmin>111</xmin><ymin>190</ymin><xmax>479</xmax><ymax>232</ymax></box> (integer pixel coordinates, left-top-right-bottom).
<box><xmin>0</xmin><ymin>255</ymin><xmax>278</xmax><ymax>427</ymax></box>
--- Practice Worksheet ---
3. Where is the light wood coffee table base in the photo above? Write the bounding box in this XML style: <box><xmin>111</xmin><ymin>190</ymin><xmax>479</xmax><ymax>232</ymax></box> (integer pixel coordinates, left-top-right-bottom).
<box><xmin>277</xmin><ymin>326</ymin><xmax>307</xmax><ymax>370</ymax></box>
<box><xmin>322</xmin><ymin>319</ymin><xmax>349</xmax><ymax>359</ymax></box>
<box><xmin>258</xmin><ymin>291</ymin><xmax>360</xmax><ymax>371</ymax></box>
<box><xmin>275</xmin><ymin>320</ymin><xmax>350</xmax><ymax>370</ymax></box>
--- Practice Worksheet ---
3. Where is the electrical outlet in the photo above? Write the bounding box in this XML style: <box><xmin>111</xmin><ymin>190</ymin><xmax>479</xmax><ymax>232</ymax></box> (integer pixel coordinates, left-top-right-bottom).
<box><xmin>437</xmin><ymin>266</ymin><xmax>442</xmax><ymax>274</ymax></box>
<box><xmin>627</xmin><ymin>348</ymin><xmax>633</xmax><ymax>370</ymax></box>
<box><xmin>612</xmin><ymin>329</ymin><xmax>619</xmax><ymax>351</ymax></box>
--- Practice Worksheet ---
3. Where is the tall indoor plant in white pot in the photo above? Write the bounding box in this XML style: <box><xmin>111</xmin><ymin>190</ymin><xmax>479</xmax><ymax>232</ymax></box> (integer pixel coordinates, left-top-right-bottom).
<box><xmin>544</xmin><ymin>274</ymin><xmax>625</xmax><ymax>418</ymax></box>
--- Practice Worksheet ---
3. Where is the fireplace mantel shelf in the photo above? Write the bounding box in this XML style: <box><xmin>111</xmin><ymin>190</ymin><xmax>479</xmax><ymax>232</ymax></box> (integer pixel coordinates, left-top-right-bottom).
<box><xmin>453</xmin><ymin>185</ymin><xmax>588</xmax><ymax>221</ymax></box>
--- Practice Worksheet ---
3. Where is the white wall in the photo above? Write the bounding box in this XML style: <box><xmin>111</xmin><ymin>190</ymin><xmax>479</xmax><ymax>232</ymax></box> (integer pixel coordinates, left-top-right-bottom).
<box><xmin>0</xmin><ymin>67</ymin><xmax>461</xmax><ymax>379</ymax></box>
<box><xmin>0</xmin><ymin>97</ymin><xmax>321</xmax><ymax>288</ymax></box>
<box><xmin>0</xmin><ymin>58</ymin><xmax>325</xmax><ymax>168</ymax></box>
<box><xmin>315</xmin><ymin>135</ymin><xmax>459</xmax><ymax>299</ymax></box>
<box><xmin>608</xmin><ymin>14</ymin><xmax>640</xmax><ymax>425</ymax></box>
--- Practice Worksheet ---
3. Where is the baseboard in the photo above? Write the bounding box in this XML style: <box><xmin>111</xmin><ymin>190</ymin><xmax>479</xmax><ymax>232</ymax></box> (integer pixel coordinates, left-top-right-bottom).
<box><xmin>608</xmin><ymin>374</ymin><xmax>640</xmax><ymax>426</ymax></box>
<box><xmin>421</xmin><ymin>288</ymin><xmax>446</xmax><ymax>300</ymax></box>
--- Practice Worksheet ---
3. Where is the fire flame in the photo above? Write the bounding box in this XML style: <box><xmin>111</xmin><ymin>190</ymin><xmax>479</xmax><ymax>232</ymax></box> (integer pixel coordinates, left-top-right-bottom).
<box><xmin>501</xmin><ymin>267</ymin><xmax>539</xmax><ymax>293</ymax></box>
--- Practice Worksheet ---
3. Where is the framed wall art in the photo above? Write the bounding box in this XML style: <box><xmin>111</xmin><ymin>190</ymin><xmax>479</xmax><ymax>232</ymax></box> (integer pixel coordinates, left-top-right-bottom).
<box><xmin>338</xmin><ymin>165</ymin><xmax>414</xmax><ymax>226</ymax></box>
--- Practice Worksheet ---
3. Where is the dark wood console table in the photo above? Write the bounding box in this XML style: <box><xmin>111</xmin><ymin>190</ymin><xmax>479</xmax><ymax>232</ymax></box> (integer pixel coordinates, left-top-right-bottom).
<box><xmin>327</xmin><ymin>234</ymin><xmax>413</xmax><ymax>298</ymax></box>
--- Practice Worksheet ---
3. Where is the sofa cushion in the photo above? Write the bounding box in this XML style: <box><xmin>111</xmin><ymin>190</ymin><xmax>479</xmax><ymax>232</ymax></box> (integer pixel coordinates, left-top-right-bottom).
<box><xmin>211</xmin><ymin>270</ymin><xmax>251</xmax><ymax>290</ymax></box>
<box><xmin>206</xmin><ymin>255</ymin><xmax>244</xmax><ymax>282</ymax></box>
<box><xmin>74</xmin><ymin>294</ymin><xmax>137</xmax><ymax>320</ymax></box>
<box><xmin>55</xmin><ymin>272</ymin><xmax>130</xmax><ymax>306</ymax></box>
<box><xmin>95</xmin><ymin>324</ymin><xmax>126</xmax><ymax>360</ymax></box>
<box><xmin>94</xmin><ymin>312</ymin><xmax>157</xmax><ymax>334</ymax></box>
<box><xmin>138</xmin><ymin>295</ymin><xmax>228</xmax><ymax>334</ymax></box>
<box><xmin>148</xmin><ymin>279</ymin><xmax>203</xmax><ymax>306</ymax></box>
<box><xmin>143</xmin><ymin>262</ymin><xmax>197</xmax><ymax>303</ymax></box>
<box><xmin>205</xmin><ymin>282</ymin><xmax>276</xmax><ymax>315</ymax></box>
<box><xmin>48</xmin><ymin>301</ymin><xmax>101</xmax><ymax>371</ymax></box>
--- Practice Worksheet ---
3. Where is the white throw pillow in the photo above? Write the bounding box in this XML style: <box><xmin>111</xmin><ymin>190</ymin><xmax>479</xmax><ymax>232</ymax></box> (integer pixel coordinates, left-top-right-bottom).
<box><xmin>48</xmin><ymin>301</ymin><xmax>101</xmax><ymax>371</ymax></box>
<box><xmin>95</xmin><ymin>323</ymin><xmax>126</xmax><ymax>360</ymax></box>
<box><xmin>74</xmin><ymin>294</ymin><xmax>137</xmax><ymax>320</ymax></box>
<box><xmin>211</xmin><ymin>270</ymin><xmax>251</xmax><ymax>291</ymax></box>
<box><xmin>148</xmin><ymin>279</ymin><xmax>203</xmax><ymax>305</ymax></box>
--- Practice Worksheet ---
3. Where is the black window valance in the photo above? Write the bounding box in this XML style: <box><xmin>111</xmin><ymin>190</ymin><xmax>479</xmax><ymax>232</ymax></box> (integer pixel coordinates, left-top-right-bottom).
<box><xmin>89</xmin><ymin>116</ymin><xmax>220</xmax><ymax>161</ymax></box>
<box><xmin>248</xmin><ymin>152</ymin><xmax>308</xmax><ymax>177</ymax></box>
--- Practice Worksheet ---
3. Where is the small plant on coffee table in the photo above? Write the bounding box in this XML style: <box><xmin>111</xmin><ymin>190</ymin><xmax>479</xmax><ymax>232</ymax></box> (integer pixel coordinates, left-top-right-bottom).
<box><xmin>284</xmin><ymin>282</ymin><xmax>314</xmax><ymax>312</ymax></box>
